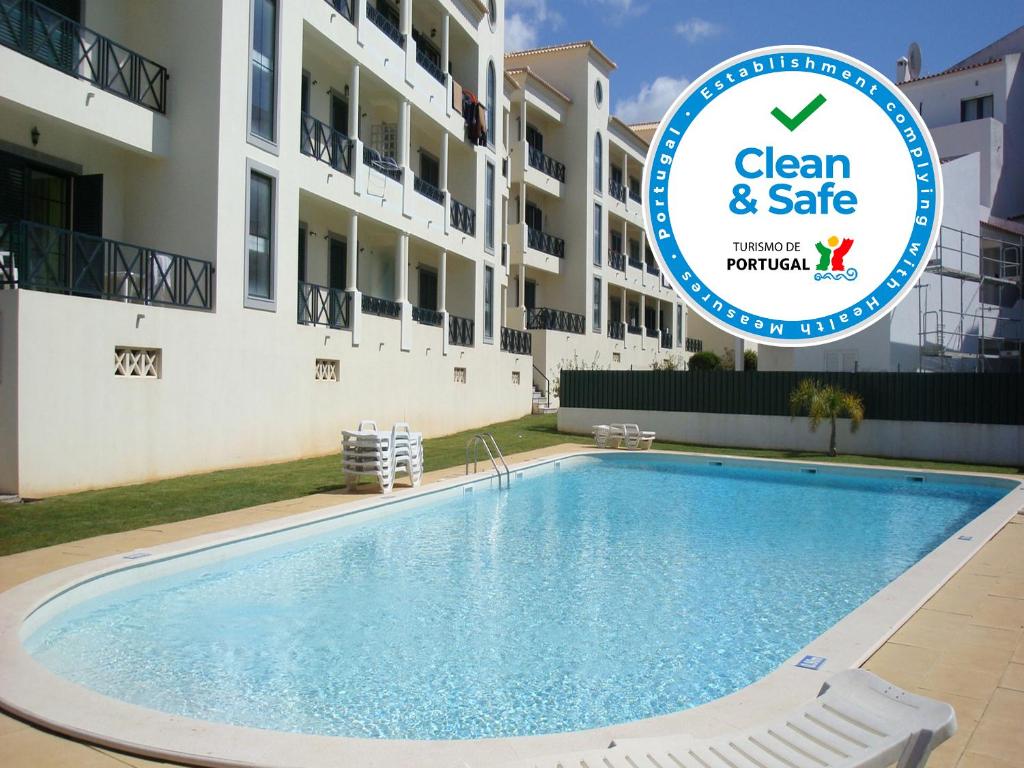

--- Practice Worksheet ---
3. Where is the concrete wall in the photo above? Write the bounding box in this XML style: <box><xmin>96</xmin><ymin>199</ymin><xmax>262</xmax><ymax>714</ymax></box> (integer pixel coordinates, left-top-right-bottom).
<box><xmin>559</xmin><ymin>407</ymin><xmax>1024</xmax><ymax>467</ymax></box>
<box><xmin>0</xmin><ymin>292</ymin><xmax>17</xmax><ymax>494</ymax></box>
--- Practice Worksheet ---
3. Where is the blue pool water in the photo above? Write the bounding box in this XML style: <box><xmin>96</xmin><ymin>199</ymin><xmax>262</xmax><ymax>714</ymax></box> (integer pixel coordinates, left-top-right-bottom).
<box><xmin>26</xmin><ymin>455</ymin><xmax>1008</xmax><ymax>740</ymax></box>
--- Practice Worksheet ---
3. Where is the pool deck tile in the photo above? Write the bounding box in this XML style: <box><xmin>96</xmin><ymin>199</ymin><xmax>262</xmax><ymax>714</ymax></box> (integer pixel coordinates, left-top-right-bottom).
<box><xmin>0</xmin><ymin>449</ymin><xmax>1022</xmax><ymax>768</ymax></box>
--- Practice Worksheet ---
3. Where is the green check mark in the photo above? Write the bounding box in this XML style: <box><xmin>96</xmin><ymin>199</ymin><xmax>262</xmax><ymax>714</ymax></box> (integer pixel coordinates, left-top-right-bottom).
<box><xmin>771</xmin><ymin>94</ymin><xmax>827</xmax><ymax>131</ymax></box>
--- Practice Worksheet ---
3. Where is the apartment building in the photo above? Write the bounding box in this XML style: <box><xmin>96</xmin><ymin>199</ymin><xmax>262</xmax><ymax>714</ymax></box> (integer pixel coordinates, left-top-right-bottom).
<box><xmin>760</xmin><ymin>27</ymin><xmax>1024</xmax><ymax>373</ymax></box>
<box><xmin>0</xmin><ymin>0</ymin><xmax>532</xmax><ymax>497</ymax></box>
<box><xmin>502</xmin><ymin>42</ymin><xmax>694</xmax><ymax>395</ymax></box>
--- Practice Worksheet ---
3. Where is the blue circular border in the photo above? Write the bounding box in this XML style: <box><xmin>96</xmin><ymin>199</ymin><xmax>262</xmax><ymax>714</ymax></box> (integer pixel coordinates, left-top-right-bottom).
<box><xmin>647</xmin><ymin>49</ymin><xmax>940</xmax><ymax>343</ymax></box>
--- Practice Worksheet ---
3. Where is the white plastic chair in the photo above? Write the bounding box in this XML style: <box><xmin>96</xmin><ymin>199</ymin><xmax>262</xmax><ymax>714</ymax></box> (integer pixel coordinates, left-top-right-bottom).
<box><xmin>497</xmin><ymin>670</ymin><xmax>957</xmax><ymax>768</ymax></box>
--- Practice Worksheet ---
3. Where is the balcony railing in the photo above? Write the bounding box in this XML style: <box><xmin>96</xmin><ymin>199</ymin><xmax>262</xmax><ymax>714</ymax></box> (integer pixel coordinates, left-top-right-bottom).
<box><xmin>0</xmin><ymin>220</ymin><xmax>212</xmax><ymax>309</ymax></box>
<box><xmin>361</xmin><ymin>293</ymin><xmax>401</xmax><ymax>319</ymax></box>
<box><xmin>527</xmin><ymin>145</ymin><xmax>566</xmax><ymax>183</ymax></box>
<box><xmin>629</xmin><ymin>188</ymin><xmax>642</xmax><ymax>204</ymax></box>
<box><xmin>300</xmin><ymin>113</ymin><xmax>353</xmax><ymax>175</ymax></box>
<box><xmin>298</xmin><ymin>281</ymin><xmax>351</xmax><ymax>329</ymax></box>
<box><xmin>527</xmin><ymin>227</ymin><xmax>565</xmax><ymax>259</ymax></box>
<box><xmin>449</xmin><ymin>314</ymin><xmax>474</xmax><ymax>346</ymax></box>
<box><xmin>607</xmin><ymin>320</ymin><xmax>625</xmax><ymax>340</ymax></box>
<box><xmin>412</xmin><ymin>305</ymin><xmax>442</xmax><ymax>326</ymax></box>
<box><xmin>661</xmin><ymin>330</ymin><xmax>672</xmax><ymax>349</ymax></box>
<box><xmin>526</xmin><ymin>307</ymin><xmax>585</xmax><ymax>335</ymax></box>
<box><xmin>323</xmin><ymin>0</ymin><xmax>353</xmax><ymax>21</ymax></box>
<box><xmin>686</xmin><ymin>337</ymin><xmax>703</xmax><ymax>353</ymax></box>
<box><xmin>609</xmin><ymin>178</ymin><xmax>626</xmax><ymax>203</ymax></box>
<box><xmin>450</xmin><ymin>197</ymin><xmax>476</xmax><ymax>235</ymax></box>
<box><xmin>628</xmin><ymin>255</ymin><xmax>643</xmax><ymax>270</ymax></box>
<box><xmin>415</xmin><ymin>46</ymin><xmax>445</xmax><ymax>84</ymax></box>
<box><xmin>627</xmin><ymin>323</ymin><xmax>641</xmax><ymax>335</ymax></box>
<box><xmin>608</xmin><ymin>250</ymin><xmax>625</xmax><ymax>271</ymax></box>
<box><xmin>363</xmin><ymin>146</ymin><xmax>403</xmax><ymax>182</ymax></box>
<box><xmin>366</xmin><ymin>4</ymin><xmax>405</xmax><ymax>47</ymax></box>
<box><xmin>0</xmin><ymin>0</ymin><xmax>168</xmax><ymax>112</ymax></box>
<box><xmin>645</xmin><ymin>327</ymin><xmax>659</xmax><ymax>338</ymax></box>
<box><xmin>500</xmin><ymin>326</ymin><xmax>532</xmax><ymax>355</ymax></box>
<box><xmin>414</xmin><ymin>175</ymin><xmax>444</xmax><ymax>205</ymax></box>
<box><xmin>646</xmin><ymin>261</ymin><xmax>660</xmax><ymax>276</ymax></box>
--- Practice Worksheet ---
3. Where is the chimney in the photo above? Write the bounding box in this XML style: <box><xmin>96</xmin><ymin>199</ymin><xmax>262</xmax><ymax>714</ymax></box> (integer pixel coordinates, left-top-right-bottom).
<box><xmin>896</xmin><ymin>56</ymin><xmax>909</xmax><ymax>83</ymax></box>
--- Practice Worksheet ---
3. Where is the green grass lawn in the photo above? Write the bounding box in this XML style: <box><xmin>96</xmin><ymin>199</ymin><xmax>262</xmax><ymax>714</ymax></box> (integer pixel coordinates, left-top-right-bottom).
<box><xmin>0</xmin><ymin>414</ymin><xmax>1017</xmax><ymax>557</ymax></box>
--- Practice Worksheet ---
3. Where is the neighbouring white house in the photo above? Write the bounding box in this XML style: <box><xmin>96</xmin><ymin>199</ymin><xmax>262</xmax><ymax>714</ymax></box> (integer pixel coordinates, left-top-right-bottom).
<box><xmin>760</xmin><ymin>27</ymin><xmax>1024</xmax><ymax>374</ymax></box>
<box><xmin>0</xmin><ymin>0</ymin><xmax>535</xmax><ymax>497</ymax></box>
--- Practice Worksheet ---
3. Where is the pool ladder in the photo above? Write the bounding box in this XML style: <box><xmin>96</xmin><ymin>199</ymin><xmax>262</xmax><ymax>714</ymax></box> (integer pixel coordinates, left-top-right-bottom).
<box><xmin>465</xmin><ymin>433</ymin><xmax>511</xmax><ymax>488</ymax></box>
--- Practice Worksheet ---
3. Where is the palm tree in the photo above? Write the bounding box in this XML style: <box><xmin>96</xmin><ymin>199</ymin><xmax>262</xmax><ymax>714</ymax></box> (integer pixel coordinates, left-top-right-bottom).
<box><xmin>789</xmin><ymin>379</ymin><xmax>865</xmax><ymax>457</ymax></box>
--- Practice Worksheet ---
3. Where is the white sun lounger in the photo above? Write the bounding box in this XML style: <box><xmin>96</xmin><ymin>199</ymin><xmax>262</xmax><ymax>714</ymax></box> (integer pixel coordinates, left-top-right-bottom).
<box><xmin>494</xmin><ymin>670</ymin><xmax>956</xmax><ymax>768</ymax></box>
<box><xmin>592</xmin><ymin>425</ymin><xmax>623</xmax><ymax>449</ymax></box>
<box><xmin>610</xmin><ymin>423</ymin><xmax>656</xmax><ymax>450</ymax></box>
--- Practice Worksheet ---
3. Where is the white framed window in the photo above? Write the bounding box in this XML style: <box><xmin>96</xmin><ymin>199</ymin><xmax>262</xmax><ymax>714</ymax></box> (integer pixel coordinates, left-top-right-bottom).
<box><xmin>485</xmin><ymin>161</ymin><xmax>496</xmax><ymax>251</ymax></box>
<box><xmin>483</xmin><ymin>264</ymin><xmax>494</xmax><ymax>342</ymax></box>
<box><xmin>592</xmin><ymin>277</ymin><xmax>602</xmax><ymax>332</ymax></box>
<box><xmin>486</xmin><ymin>61</ymin><xmax>497</xmax><ymax>149</ymax></box>
<box><xmin>245</xmin><ymin>160</ymin><xmax>277</xmax><ymax>310</ymax></box>
<box><xmin>593</xmin><ymin>203</ymin><xmax>602</xmax><ymax>266</ymax></box>
<box><xmin>593</xmin><ymin>132</ymin><xmax>603</xmax><ymax>192</ymax></box>
<box><xmin>960</xmin><ymin>95</ymin><xmax>993</xmax><ymax>122</ymax></box>
<box><xmin>248</xmin><ymin>0</ymin><xmax>279</xmax><ymax>152</ymax></box>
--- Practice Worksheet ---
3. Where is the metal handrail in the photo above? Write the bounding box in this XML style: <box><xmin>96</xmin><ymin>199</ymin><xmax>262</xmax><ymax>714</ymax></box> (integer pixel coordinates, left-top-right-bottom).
<box><xmin>465</xmin><ymin>433</ymin><xmax>510</xmax><ymax>488</ymax></box>
<box><xmin>533</xmin><ymin>364</ymin><xmax>550</xmax><ymax>408</ymax></box>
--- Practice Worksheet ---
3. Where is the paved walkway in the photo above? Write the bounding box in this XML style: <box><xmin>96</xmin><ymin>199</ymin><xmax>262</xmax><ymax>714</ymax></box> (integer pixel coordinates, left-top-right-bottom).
<box><xmin>0</xmin><ymin>446</ymin><xmax>1021</xmax><ymax>767</ymax></box>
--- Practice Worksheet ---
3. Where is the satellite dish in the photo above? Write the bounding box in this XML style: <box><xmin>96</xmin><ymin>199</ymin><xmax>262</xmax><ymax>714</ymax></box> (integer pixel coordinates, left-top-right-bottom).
<box><xmin>907</xmin><ymin>42</ymin><xmax>922</xmax><ymax>80</ymax></box>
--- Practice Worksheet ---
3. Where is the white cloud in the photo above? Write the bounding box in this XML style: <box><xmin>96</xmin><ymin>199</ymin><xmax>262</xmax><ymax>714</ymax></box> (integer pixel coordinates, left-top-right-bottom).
<box><xmin>614</xmin><ymin>75</ymin><xmax>690</xmax><ymax>124</ymax></box>
<box><xmin>505</xmin><ymin>13</ymin><xmax>538</xmax><ymax>51</ymax></box>
<box><xmin>505</xmin><ymin>0</ymin><xmax>563</xmax><ymax>52</ymax></box>
<box><xmin>675</xmin><ymin>17</ymin><xmax>721</xmax><ymax>43</ymax></box>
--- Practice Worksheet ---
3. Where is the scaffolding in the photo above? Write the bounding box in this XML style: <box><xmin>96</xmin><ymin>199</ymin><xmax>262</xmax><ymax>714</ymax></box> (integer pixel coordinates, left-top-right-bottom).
<box><xmin>918</xmin><ymin>225</ymin><xmax>1023</xmax><ymax>372</ymax></box>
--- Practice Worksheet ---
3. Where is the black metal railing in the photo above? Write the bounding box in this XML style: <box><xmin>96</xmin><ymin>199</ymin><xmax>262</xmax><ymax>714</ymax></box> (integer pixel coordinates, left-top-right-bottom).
<box><xmin>449</xmin><ymin>314</ymin><xmax>474</xmax><ymax>346</ymax></box>
<box><xmin>500</xmin><ymin>326</ymin><xmax>532</xmax><ymax>354</ymax></box>
<box><xmin>527</xmin><ymin>227</ymin><xmax>565</xmax><ymax>258</ymax></box>
<box><xmin>412</xmin><ymin>305</ymin><xmax>442</xmax><ymax>326</ymax></box>
<box><xmin>0</xmin><ymin>220</ymin><xmax>212</xmax><ymax>309</ymax></box>
<box><xmin>414</xmin><ymin>175</ymin><xmax>444</xmax><ymax>205</ymax></box>
<box><xmin>300</xmin><ymin>113</ymin><xmax>354</xmax><ymax>174</ymax></box>
<box><xmin>415</xmin><ymin>46</ymin><xmax>445</xmax><ymax>84</ymax></box>
<box><xmin>608</xmin><ymin>250</ymin><xmax>625</xmax><ymax>271</ymax></box>
<box><xmin>609</xmin><ymin>178</ymin><xmax>626</xmax><ymax>203</ymax></box>
<box><xmin>298</xmin><ymin>281</ymin><xmax>351</xmax><ymax>329</ymax></box>
<box><xmin>608</xmin><ymin>320</ymin><xmax>625</xmax><ymax>340</ymax></box>
<box><xmin>627</xmin><ymin>323</ymin><xmax>642</xmax><ymax>335</ymax></box>
<box><xmin>645</xmin><ymin>327</ymin><xmax>659</xmax><ymax>338</ymax></box>
<box><xmin>646</xmin><ymin>261</ymin><xmax>660</xmax><ymax>276</ymax></box>
<box><xmin>0</xmin><ymin>0</ymin><xmax>168</xmax><ymax>112</ymax></box>
<box><xmin>661</xmin><ymin>330</ymin><xmax>672</xmax><ymax>349</ymax></box>
<box><xmin>628</xmin><ymin>255</ymin><xmax>643</xmax><ymax>270</ymax></box>
<box><xmin>450</xmin><ymin>197</ymin><xmax>476</xmax><ymax>235</ymax></box>
<box><xmin>686</xmin><ymin>337</ymin><xmax>703</xmax><ymax>353</ymax></box>
<box><xmin>527</xmin><ymin>145</ymin><xmax>566</xmax><ymax>183</ymax></box>
<box><xmin>362</xmin><ymin>146</ymin><xmax>403</xmax><ymax>182</ymax></box>
<box><xmin>323</xmin><ymin>0</ymin><xmax>353</xmax><ymax>21</ymax></box>
<box><xmin>526</xmin><ymin>307</ymin><xmax>585</xmax><ymax>335</ymax></box>
<box><xmin>361</xmin><ymin>292</ymin><xmax>402</xmax><ymax>318</ymax></box>
<box><xmin>366</xmin><ymin>4</ymin><xmax>405</xmax><ymax>47</ymax></box>
<box><xmin>629</xmin><ymin>187</ymin><xmax>642</xmax><ymax>204</ymax></box>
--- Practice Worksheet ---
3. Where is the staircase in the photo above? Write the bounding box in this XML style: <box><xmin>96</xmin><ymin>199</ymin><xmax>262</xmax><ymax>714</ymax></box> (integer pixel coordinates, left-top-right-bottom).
<box><xmin>532</xmin><ymin>385</ymin><xmax>558</xmax><ymax>415</ymax></box>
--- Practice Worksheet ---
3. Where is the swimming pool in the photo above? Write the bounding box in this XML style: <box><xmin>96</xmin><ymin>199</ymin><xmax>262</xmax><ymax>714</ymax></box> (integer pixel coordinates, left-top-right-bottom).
<box><xmin>19</xmin><ymin>453</ymin><xmax>1012</xmax><ymax>742</ymax></box>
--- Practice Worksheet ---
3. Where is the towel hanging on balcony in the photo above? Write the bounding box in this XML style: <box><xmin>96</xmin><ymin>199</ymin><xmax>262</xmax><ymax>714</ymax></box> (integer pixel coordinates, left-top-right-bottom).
<box><xmin>461</xmin><ymin>89</ymin><xmax>487</xmax><ymax>146</ymax></box>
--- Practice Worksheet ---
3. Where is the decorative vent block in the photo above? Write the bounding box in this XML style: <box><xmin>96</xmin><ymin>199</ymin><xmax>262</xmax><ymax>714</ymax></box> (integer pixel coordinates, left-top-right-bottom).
<box><xmin>454</xmin><ymin>367</ymin><xmax>467</xmax><ymax>384</ymax></box>
<box><xmin>512</xmin><ymin>371</ymin><xmax>521</xmax><ymax>385</ymax></box>
<box><xmin>315</xmin><ymin>358</ymin><xmax>339</xmax><ymax>382</ymax></box>
<box><xmin>114</xmin><ymin>347</ymin><xmax>160</xmax><ymax>378</ymax></box>
<box><xmin>612</xmin><ymin>352</ymin><xmax>621</xmax><ymax>362</ymax></box>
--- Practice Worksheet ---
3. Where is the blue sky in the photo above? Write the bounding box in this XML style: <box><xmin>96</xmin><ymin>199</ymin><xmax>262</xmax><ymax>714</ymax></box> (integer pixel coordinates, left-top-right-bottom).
<box><xmin>505</xmin><ymin>0</ymin><xmax>1024</xmax><ymax>123</ymax></box>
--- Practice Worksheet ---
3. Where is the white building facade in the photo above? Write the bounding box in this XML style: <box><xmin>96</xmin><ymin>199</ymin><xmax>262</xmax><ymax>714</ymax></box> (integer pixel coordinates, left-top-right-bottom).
<box><xmin>0</xmin><ymin>0</ymin><xmax>533</xmax><ymax>497</ymax></box>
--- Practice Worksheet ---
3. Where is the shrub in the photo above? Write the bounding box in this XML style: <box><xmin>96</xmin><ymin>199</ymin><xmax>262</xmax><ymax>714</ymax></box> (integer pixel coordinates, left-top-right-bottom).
<box><xmin>789</xmin><ymin>378</ymin><xmax>865</xmax><ymax>456</ymax></box>
<box><xmin>744</xmin><ymin>349</ymin><xmax>758</xmax><ymax>371</ymax></box>
<box><xmin>688</xmin><ymin>351</ymin><xmax>722</xmax><ymax>371</ymax></box>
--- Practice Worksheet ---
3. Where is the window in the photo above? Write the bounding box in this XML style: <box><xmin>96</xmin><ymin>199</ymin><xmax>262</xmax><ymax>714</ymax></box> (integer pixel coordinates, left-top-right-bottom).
<box><xmin>419</xmin><ymin>151</ymin><xmax>440</xmax><ymax>188</ymax></box>
<box><xmin>486</xmin><ymin>61</ymin><xmax>497</xmax><ymax>149</ymax></box>
<box><xmin>676</xmin><ymin>305</ymin><xmax>683</xmax><ymax>346</ymax></box>
<box><xmin>525</xmin><ymin>202</ymin><xmax>542</xmax><ymax>232</ymax></box>
<box><xmin>297</xmin><ymin>223</ymin><xmax>307</xmax><ymax>283</ymax></box>
<box><xmin>485</xmin><ymin>161</ymin><xmax>496</xmax><ymax>251</ymax></box>
<box><xmin>526</xmin><ymin>124</ymin><xmax>543</xmax><ymax>152</ymax></box>
<box><xmin>593</xmin><ymin>203</ymin><xmax>602</xmax><ymax>266</ymax></box>
<box><xmin>488</xmin><ymin>0</ymin><xmax>497</xmax><ymax>27</ymax></box>
<box><xmin>247</xmin><ymin>169</ymin><xmax>275</xmax><ymax>306</ymax></box>
<box><xmin>593</xmin><ymin>277</ymin><xmax>602</xmax><ymax>332</ymax></box>
<box><xmin>960</xmin><ymin>95</ymin><xmax>993</xmax><ymax>122</ymax></box>
<box><xmin>249</xmin><ymin>0</ymin><xmax>277</xmax><ymax>144</ymax></box>
<box><xmin>483</xmin><ymin>265</ymin><xmax>494</xmax><ymax>342</ymax></box>
<box><xmin>594</xmin><ymin>132</ymin><xmax>603</xmax><ymax>192</ymax></box>
<box><xmin>595</xmin><ymin>80</ymin><xmax>603</xmax><ymax>106</ymax></box>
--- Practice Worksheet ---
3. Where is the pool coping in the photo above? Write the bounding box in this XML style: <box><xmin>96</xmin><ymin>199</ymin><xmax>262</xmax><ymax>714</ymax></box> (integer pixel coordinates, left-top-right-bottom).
<box><xmin>0</xmin><ymin>449</ymin><xmax>1021</xmax><ymax>768</ymax></box>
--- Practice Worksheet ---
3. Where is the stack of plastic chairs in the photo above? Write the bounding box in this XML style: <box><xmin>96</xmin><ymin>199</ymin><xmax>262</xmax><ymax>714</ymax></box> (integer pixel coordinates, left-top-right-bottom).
<box><xmin>341</xmin><ymin>420</ymin><xmax>423</xmax><ymax>492</ymax></box>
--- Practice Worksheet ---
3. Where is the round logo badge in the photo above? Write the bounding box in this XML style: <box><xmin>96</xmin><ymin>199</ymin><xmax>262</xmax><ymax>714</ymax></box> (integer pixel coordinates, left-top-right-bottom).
<box><xmin>644</xmin><ymin>46</ymin><xmax>943</xmax><ymax>347</ymax></box>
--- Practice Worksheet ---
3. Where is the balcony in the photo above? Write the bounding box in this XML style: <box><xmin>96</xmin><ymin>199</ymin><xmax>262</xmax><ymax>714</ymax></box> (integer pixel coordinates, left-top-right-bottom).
<box><xmin>607</xmin><ymin>320</ymin><xmax>625</xmax><ymax>340</ymax></box>
<box><xmin>366</xmin><ymin>4</ymin><xmax>405</xmax><ymax>48</ymax></box>
<box><xmin>527</xmin><ymin>145</ymin><xmax>566</xmax><ymax>183</ymax></box>
<box><xmin>500</xmin><ymin>326</ymin><xmax>531</xmax><ymax>355</ymax></box>
<box><xmin>646</xmin><ymin>261</ymin><xmax>660</xmax><ymax>276</ymax></box>
<box><xmin>300</xmin><ymin>113</ymin><xmax>353</xmax><ymax>174</ymax></box>
<box><xmin>661</xmin><ymin>330</ymin><xmax>672</xmax><ymax>349</ymax></box>
<box><xmin>0</xmin><ymin>0</ymin><xmax>169</xmax><ymax>112</ymax></box>
<box><xmin>526</xmin><ymin>307</ymin><xmax>585</xmax><ymax>335</ymax></box>
<box><xmin>363</xmin><ymin>147</ymin><xmax>403</xmax><ymax>182</ymax></box>
<box><xmin>298</xmin><ymin>282</ymin><xmax>351</xmax><ymax>329</ymax></box>
<box><xmin>0</xmin><ymin>220</ymin><xmax>212</xmax><ymax>309</ymax></box>
<box><xmin>629</xmin><ymin>188</ymin><xmax>642</xmax><ymax>204</ymax></box>
<box><xmin>322</xmin><ymin>0</ymin><xmax>353</xmax><ymax>21</ymax></box>
<box><xmin>627</xmin><ymin>323</ymin><xmax>641</xmax><ymax>335</ymax></box>
<box><xmin>413</xmin><ymin>175</ymin><xmax>444</xmax><ymax>205</ymax></box>
<box><xmin>450</xmin><ymin>197</ymin><xmax>476</xmax><ymax>235</ymax></box>
<box><xmin>628</xmin><ymin>255</ymin><xmax>643</xmax><ymax>270</ymax></box>
<box><xmin>449</xmin><ymin>313</ymin><xmax>474</xmax><ymax>346</ymax></box>
<box><xmin>645</xmin><ymin>327</ymin><xmax>659</xmax><ymax>339</ymax></box>
<box><xmin>527</xmin><ymin>227</ymin><xmax>565</xmax><ymax>259</ymax></box>
<box><xmin>415</xmin><ymin>46</ymin><xmax>445</xmax><ymax>85</ymax></box>
<box><xmin>361</xmin><ymin>293</ymin><xmax>402</xmax><ymax>318</ymax></box>
<box><xmin>609</xmin><ymin>178</ymin><xmax>626</xmax><ymax>203</ymax></box>
<box><xmin>608</xmin><ymin>250</ymin><xmax>625</xmax><ymax>272</ymax></box>
<box><xmin>412</xmin><ymin>305</ymin><xmax>442</xmax><ymax>326</ymax></box>
<box><xmin>686</xmin><ymin>337</ymin><xmax>703</xmax><ymax>353</ymax></box>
